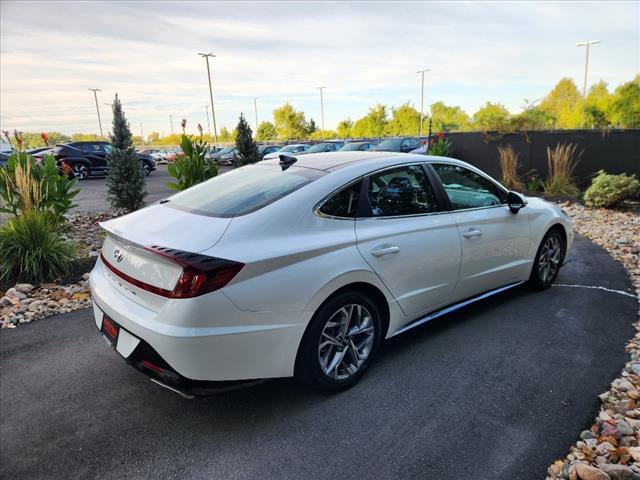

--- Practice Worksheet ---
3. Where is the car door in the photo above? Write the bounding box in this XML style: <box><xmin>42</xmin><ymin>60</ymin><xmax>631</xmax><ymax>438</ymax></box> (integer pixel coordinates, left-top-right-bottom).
<box><xmin>90</xmin><ymin>143</ymin><xmax>109</xmax><ymax>171</ymax></box>
<box><xmin>355</xmin><ymin>163</ymin><xmax>461</xmax><ymax>319</ymax></box>
<box><xmin>430</xmin><ymin>162</ymin><xmax>531</xmax><ymax>301</ymax></box>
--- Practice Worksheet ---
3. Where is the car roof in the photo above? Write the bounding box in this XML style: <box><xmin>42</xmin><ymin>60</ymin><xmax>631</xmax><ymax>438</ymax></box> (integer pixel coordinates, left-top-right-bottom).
<box><xmin>261</xmin><ymin>151</ymin><xmax>475</xmax><ymax>173</ymax></box>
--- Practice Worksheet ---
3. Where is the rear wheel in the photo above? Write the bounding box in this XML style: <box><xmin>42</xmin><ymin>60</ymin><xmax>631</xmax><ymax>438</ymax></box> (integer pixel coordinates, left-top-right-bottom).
<box><xmin>142</xmin><ymin>164</ymin><xmax>151</xmax><ymax>176</ymax></box>
<box><xmin>296</xmin><ymin>291</ymin><xmax>382</xmax><ymax>392</ymax></box>
<box><xmin>529</xmin><ymin>229</ymin><xmax>565</xmax><ymax>290</ymax></box>
<box><xmin>72</xmin><ymin>163</ymin><xmax>89</xmax><ymax>180</ymax></box>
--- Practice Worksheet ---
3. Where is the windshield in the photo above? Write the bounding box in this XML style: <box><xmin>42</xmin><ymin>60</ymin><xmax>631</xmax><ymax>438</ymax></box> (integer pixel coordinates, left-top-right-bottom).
<box><xmin>217</xmin><ymin>147</ymin><xmax>235</xmax><ymax>155</ymax></box>
<box><xmin>373</xmin><ymin>139</ymin><xmax>403</xmax><ymax>150</ymax></box>
<box><xmin>306</xmin><ymin>143</ymin><xmax>331</xmax><ymax>153</ymax></box>
<box><xmin>278</xmin><ymin>145</ymin><xmax>299</xmax><ymax>153</ymax></box>
<box><xmin>340</xmin><ymin>143</ymin><xmax>365</xmax><ymax>151</ymax></box>
<box><xmin>166</xmin><ymin>164</ymin><xmax>325</xmax><ymax>217</ymax></box>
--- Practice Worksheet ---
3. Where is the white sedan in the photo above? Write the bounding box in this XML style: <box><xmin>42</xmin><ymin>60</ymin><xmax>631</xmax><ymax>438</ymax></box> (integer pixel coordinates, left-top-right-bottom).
<box><xmin>90</xmin><ymin>152</ymin><xmax>573</xmax><ymax>395</ymax></box>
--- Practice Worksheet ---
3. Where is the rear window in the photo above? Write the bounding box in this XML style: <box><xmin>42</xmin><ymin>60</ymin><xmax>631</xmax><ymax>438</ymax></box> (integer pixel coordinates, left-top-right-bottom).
<box><xmin>166</xmin><ymin>164</ymin><xmax>325</xmax><ymax>217</ymax></box>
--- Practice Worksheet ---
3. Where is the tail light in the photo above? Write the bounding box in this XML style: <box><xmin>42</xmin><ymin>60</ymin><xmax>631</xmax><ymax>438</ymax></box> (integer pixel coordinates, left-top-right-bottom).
<box><xmin>100</xmin><ymin>246</ymin><xmax>244</xmax><ymax>299</ymax></box>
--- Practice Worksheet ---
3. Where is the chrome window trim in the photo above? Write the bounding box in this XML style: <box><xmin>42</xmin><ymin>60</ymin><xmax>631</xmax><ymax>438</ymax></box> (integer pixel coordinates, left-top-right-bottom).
<box><xmin>313</xmin><ymin>177</ymin><xmax>364</xmax><ymax>220</ymax></box>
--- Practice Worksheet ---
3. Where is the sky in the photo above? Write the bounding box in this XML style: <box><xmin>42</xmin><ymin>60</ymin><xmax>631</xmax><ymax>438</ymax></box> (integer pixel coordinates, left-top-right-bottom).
<box><xmin>0</xmin><ymin>1</ymin><xmax>638</xmax><ymax>137</ymax></box>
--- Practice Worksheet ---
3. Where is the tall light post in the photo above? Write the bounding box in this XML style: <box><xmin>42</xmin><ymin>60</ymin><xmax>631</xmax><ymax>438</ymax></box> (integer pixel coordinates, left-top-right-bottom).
<box><xmin>140</xmin><ymin>122</ymin><xmax>144</xmax><ymax>142</ymax></box>
<box><xmin>317</xmin><ymin>86</ymin><xmax>326</xmax><ymax>139</ymax></box>
<box><xmin>88</xmin><ymin>88</ymin><xmax>104</xmax><ymax>138</ymax></box>
<box><xmin>577</xmin><ymin>40</ymin><xmax>600</xmax><ymax>125</ymax></box>
<box><xmin>205</xmin><ymin>105</ymin><xmax>211</xmax><ymax>135</ymax></box>
<box><xmin>253</xmin><ymin>98</ymin><xmax>259</xmax><ymax>133</ymax></box>
<box><xmin>170</xmin><ymin>114</ymin><xmax>174</xmax><ymax>136</ymax></box>
<box><xmin>198</xmin><ymin>52</ymin><xmax>219</xmax><ymax>144</ymax></box>
<box><xmin>416</xmin><ymin>68</ymin><xmax>430</xmax><ymax>138</ymax></box>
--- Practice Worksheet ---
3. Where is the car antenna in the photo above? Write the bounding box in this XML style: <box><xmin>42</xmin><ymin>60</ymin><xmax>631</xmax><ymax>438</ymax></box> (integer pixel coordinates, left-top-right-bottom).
<box><xmin>279</xmin><ymin>154</ymin><xmax>297</xmax><ymax>171</ymax></box>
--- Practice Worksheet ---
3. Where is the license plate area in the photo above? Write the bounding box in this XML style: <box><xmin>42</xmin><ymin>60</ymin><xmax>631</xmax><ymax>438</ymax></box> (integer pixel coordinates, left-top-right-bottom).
<box><xmin>101</xmin><ymin>315</ymin><xmax>120</xmax><ymax>347</ymax></box>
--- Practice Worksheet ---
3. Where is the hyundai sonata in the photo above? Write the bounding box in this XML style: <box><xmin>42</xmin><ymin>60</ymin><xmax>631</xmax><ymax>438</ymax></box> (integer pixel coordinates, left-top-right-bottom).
<box><xmin>90</xmin><ymin>152</ymin><xmax>573</xmax><ymax>395</ymax></box>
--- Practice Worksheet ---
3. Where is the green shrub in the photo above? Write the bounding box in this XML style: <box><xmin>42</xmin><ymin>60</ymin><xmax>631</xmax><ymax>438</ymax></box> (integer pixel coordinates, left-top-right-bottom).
<box><xmin>428</xmin><ymin>136</ymin><xmax>452</xmax><ymax>156</ymax></box>
<box><xmin>0</xmin><ymin>211</ymin><xmax>77</xmax><ymax>283</ymax></box>
<box><xmin>106</xmin><ymin>94</ymin><xmax>147</xmax><ymax>212</ymax></box>
<box><xmin>584</xmin><ymin>170</ymin><xmax>640</xmax><ymax>208</ymax></box>
<box><xmin>0</xmin><ymin>152</ymin><xmax>79</xmax><ymax>222</ymax></box>
<box><xmin>167</xmin><ymin>135</ymin><xmax>217</xmax><ymax>191</ymax></box>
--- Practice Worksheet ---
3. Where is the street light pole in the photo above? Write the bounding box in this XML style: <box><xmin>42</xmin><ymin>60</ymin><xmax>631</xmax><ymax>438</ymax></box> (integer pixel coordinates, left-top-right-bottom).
<box><xmin>198</xmin><ymin>52</ymin><xmax>219</xmax><ymax>144</ymax></box>
<box><xmin>205</xmin><ymin>105</ymin><xmax>211</xmax><ymax>136</ymax></box>
<box><xmin>88</xmin><ymin>88</ymin><xmax>104</xmax><ymax>138</ymax></box>
<box><xmin>140</xmin><ymin>122</ymin><xmax>144</xmax><ymax>142</ymax></box>
<box><xmin>254</xmin><ymin>98</ymin><xmax>259</xmax><ymax>133</ymax></box>
<box><xmin>317</xmin><ymin>86</ymin><xmax>326</xmax><ymax>139</ymax></box>
<box><xmin>170</xmin><ymin>115</ymin><xmax>174</xmax><ymax>136</ymax></box>
<box><xmin>416</xmin><ymin>68</ymin><xmax>430</xmax><ymax>138</ymax></box>
<box><xmin>577</xmin><ymin>40</ymin><xmax>600</xmax><ymax>126</ymax></box>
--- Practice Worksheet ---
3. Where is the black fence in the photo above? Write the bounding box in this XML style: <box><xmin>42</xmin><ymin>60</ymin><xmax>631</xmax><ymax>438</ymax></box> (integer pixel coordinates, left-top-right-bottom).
<box><xmin>442</xmin><ymin>129</ymin><xmax>639</xmax><ymax>187</ymax></box>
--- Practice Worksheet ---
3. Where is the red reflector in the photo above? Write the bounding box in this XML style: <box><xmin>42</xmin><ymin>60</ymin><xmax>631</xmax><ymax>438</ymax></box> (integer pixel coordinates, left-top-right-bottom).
<box><xmin>141</xmin><ymin>360</ymin><xmax>165</xmax><ymax>374</ymax></box>
<box><xmin>102</xmin><ymin>317</ymin><xmax>118</xmax><ymax>340</ymax></box>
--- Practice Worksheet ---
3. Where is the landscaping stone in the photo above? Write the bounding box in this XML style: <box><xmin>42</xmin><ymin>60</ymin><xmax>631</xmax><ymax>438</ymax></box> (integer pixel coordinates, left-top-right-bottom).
<box><xmin>547</xmin><ymin>203</ymin><xmax>640</xmax><ymax>480</ymax></box>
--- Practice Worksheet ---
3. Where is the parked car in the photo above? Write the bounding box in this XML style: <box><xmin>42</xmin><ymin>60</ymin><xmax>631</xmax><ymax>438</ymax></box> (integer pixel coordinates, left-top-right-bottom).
<box><xmin>138</xmin><ymin>148</ymin><xmax>168</xmax><ymax>164</ymax></box>
<box><xmin>339</xmin><ymin>141</ymin><xmax>377</xmax><ymax>152</ymax></box>
<box><xmin>262</xmin><ymin>144</ymin><xmax>310</xmax><ymax>161</ymax></box>
<box><xmin>207</xmin><ymin>146</ymin><xmax>238</xmax><ymax>165</ymax></box>
<box><xmin>373</xmin><ymin>137</ymin><xmax>421</xmax><ymax>153</ymax></box>
<box><xmin>165</xmin><ymin>148</ymin><xmax>183</xmax><ymax>163</ymax></box>
<box><xmin>258</xmin><ymin>145</ymin><xmax>282</xmax><ymax>160</ymax></box>
<box><xmin>90</xmin><ymin>151</ymin><xmax>573</xmax><ymax>395</ymax></box>
<box><xmin>0</xmin><ymin>151</ymin><xmax>8</xmax><ymax>168</ymax></box>
<box><xmin>296</xmin><ymin>141</ymin><xmax>345</xmax><ymax>155</ymax></box>
<box><xmin>53</xmin><ymin>141</ymin><xmax>156</xmax><ymax>180</ymax></box>
<box><xmin>203</xmin><ymin>147</ymin><xmax>222</xmax><ymax>162</ymax></box>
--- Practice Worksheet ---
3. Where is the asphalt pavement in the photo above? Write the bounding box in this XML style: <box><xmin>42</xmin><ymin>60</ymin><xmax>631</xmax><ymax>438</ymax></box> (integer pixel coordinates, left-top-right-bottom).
<box><xmin>1</xmin><ymin>236</ymin><xmax>637</xmax><ymax>480</ymax></box>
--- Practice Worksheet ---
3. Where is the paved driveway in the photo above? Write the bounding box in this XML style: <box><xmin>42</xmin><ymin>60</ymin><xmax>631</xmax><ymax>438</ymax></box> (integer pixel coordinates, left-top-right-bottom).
<box><xmin>1</xmin><ymin>236</ymin><xmax>637</xmax><ymax>480</ymax></box>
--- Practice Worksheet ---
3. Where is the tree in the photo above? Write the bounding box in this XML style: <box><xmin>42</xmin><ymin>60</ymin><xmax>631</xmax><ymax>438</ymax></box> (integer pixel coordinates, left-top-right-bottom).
<box><xmin>336</xmin><ymin>119</ymin><xmax>353</xmax><ymax>138</ymax></box>
<box><xmin>351</xmin><ymin>104</ymin><xmax>388</xmax><ymax>138</ymax></box>
<box><xmin>309</xmin><ymin>130</ymin><xmax>338</xmax><ymax>140</ymax></box>
<box><xmin>510</xmin><ymin>106</ymin><xmax>553</xmax><ymax>131</ymax></box>
<box><xmin>106</xmin><ymin>94</ymin><xmax>147</xmax><ymax>212</ymax></box>
<box><xmin>430</xmin><ymin>102</ymin><xmax>471</xmax><ymax>132</ymax></box>
<box><xmin>473</xmin><ymin>102</ymin><xmax>511</xmax><ymax>131</ymax></box>
<box><xmin>273</xmin><ymin>103</ymin><xmax>308</xmax><ymax>139</ymax></box>
<box><xmin>71</xmin><ymin>133</ymin><xmax>103</xmax><ymax>142</ymax></box>
<box><xmin>234</xmin><ymin>114</ymin><xmax>259</xmax><ymax>165</ymax></box>
<box><xmin>585</xmin><ymin>81</ymin><xmax>613</xmax><ymax>128</ymax></box>
<box><xmin>610</xmin><ymin>76</ymin><xmax>640</xmax><ymax>128</ymax></box>
<box><xmin>219</xmin><ymin>127</ymin><xmax>232</xmax><ymax>142</ymax></box>
<box><xmin>386</xmin><ymin>102</ymin><xmax>420</xmax><ymax>136</ymax></box>
<box><xmin>147</xmin><ymin>131</ymin><xmax>161</xmax><ymax>144</ymax></box>
<box><xmin>539</xmin><ymin>77</ymin><xmax>582</xmax><ymax>129</ymax></box>
<box><xmin>256</xmin><ymin>121</ymin><xmax>277</xmax><ymax>141</ymax></box>
<box><xmin>306</xmin><ymin>118</ymin><xmax>317</xmax><ymax>134</ymax></box>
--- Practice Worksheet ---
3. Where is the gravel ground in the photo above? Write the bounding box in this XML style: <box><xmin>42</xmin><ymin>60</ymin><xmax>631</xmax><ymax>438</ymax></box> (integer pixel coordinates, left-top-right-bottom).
<box><xmin>546</xmin><ymin>202</ymin><xmax>640</xmax><ymax>480</ymax></box>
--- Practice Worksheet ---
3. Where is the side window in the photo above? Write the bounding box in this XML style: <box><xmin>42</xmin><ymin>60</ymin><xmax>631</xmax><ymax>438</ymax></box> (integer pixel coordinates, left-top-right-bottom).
<box><xmin>319</xmin><ymin>180</ymin><xmax>362</xmax><ymax>218</ymax></box>
<box><xmin>367</xmin><ymin>165</ymin><xmax>438</xmax><ymax>217</ymax></box>
<box><xmin>432</xmin><ymin>163</ymin><xmax>507</xmax><ymax>210</ymax></box>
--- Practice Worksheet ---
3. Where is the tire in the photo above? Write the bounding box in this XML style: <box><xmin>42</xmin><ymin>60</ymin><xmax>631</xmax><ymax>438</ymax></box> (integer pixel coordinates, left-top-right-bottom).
<box><xmin>296</xmin><ymin>290</ymin><xmax>382</xmax><ymax>392</ymax></box>
<box><xmin>72</xmin><ymin>163</ymin><xmax>89</xmax><ymax>180</ymax></box>
<box><xmin>142</xmin><ymin>164</ymin><xmax>151</xmax><ymax>176</ymax></box>
<box><xmin>529</xmin><ymin>228</ymin><xmax>565</xmax><ymax>290</ymax></box>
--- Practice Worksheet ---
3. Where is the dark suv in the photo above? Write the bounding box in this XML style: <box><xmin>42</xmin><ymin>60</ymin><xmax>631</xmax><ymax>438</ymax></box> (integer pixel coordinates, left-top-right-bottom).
<box><xmin>372</xmin><ymin>137</ymin><xmax>421</xmax><ymax>153</ymax></box>
<box><xmin>53</xmin><ymin>141</ymin><xmax>156</xmax><ymax>180</ymax></box>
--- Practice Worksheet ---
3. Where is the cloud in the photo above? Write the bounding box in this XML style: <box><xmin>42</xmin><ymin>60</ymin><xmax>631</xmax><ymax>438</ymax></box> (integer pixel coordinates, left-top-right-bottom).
<box><xmin>1</xmin><ymin>1</ymin><xmax>638</xmax><ymax>134</ymax></box>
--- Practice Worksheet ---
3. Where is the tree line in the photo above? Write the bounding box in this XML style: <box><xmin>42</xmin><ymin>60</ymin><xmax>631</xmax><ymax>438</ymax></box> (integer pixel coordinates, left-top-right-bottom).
<box><xmin>13</xmin><ymin>75</ymin><xmax>640</xmax><ymax>148</ymax></box>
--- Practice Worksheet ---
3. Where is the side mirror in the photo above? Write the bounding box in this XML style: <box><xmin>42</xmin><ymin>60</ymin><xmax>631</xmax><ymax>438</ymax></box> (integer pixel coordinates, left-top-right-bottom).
<box><xmin>507</xmin><ymin>191</ymin><xmax>527</xmax><ymax>214</ymax></box>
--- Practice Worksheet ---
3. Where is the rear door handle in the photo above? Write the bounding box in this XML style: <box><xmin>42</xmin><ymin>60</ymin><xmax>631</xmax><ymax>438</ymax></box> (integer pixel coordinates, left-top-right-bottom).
<box><xmin>370</xmin><ymin>245</ymin><xmax>400</xmax><ymax>257</ymax></box>
<box><xmin>462</xmin><ymin>228</ymin><xmax>483</xmax><ymax>238</ymax></box>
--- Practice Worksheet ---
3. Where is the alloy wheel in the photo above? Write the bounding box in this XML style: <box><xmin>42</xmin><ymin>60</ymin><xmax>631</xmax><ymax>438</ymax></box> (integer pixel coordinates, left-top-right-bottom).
<box><xmin>73</xmin><ymin>164</ymin><xmax>88</xmax><ymax>180</ymax></box>
<box><xmin>538</xmin><ymin>235</ymin><xmax>562</xmax><ymax>284</ymax></box>
<box><xmin>318</xmin><ymin>304</ymin><xmax>376</xmax><ymax>381</ymax></box>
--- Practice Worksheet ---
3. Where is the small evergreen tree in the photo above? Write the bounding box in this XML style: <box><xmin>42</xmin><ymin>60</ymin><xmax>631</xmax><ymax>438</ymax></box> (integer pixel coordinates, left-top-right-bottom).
<box><xmin>234</xmin><ymin>114</ymin><xmax>259</xmax><ymax>165</ymax></box>
<box><xmin>106</xmin><ymin>94</ymin><xmax>147</xmax><ymax>211</ymax></box>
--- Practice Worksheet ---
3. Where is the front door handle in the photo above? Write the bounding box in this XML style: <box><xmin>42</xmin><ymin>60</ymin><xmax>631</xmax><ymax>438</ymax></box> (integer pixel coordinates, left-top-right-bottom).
<box><xmin>370</xmin><ymin>245</ymin><xmax>400</xmax><ymax>257</ymax></box>
<box><xmin>462</xmin><ymin>228</ymin><xmax>483</xmax><ymax>238</ymax></box>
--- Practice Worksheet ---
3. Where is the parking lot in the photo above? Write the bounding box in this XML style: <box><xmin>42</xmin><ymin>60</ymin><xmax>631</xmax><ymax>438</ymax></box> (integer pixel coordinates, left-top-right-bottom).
<box><xmin>73</xmin><ymin>165</ymin><xmax>231</xmax><ymax>213</ymax></box>
<box><xmin>1</xmin><ymin>236</ymin><xmax>636</xmax><ymax>480</ymax></box>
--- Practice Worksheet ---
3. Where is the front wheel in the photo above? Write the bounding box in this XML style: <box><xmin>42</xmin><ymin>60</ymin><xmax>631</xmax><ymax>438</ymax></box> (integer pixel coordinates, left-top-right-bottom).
<box><xmin>529</xmin><ymin>229</ymin><xmax>565</xmax><ymax>290</ymax></box>
<box><xmin>72</xmin><ymin>164</ymin><xmax>89</xmax><ymax>180</ymax></box>
<box><xmin>142</xmin><ymin>164</ymin><xmax>151</xmax><ymax>176</ymax></box>
<box><xmin>296</xmin><ymin>291</ymin><xmax>382</xmax><ymax>392</ymax></box>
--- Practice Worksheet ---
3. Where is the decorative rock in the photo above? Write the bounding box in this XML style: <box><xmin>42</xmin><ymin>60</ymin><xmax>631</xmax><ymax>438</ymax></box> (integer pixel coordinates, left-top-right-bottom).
<box><xmin>599</xmin><ymin>464</ymin><xmax>640</xmax><ymax>480</ymax></box>
<box><xmin>15</xmin><ymin>283</ymin><xmax>34</xmax><ymax>294</ymax></box>
<box><xmin>616</xmin><ymin>419</ymin><xmax>634</xmax><ymax>436</ymax></box>
<box><xmin>580</xmin><ymin>430</ymin><xmax>595</xmax><ymax>440</ymax></box>
<box><xmin>574</xmin><ymin>463</ymin><xmax>611</xmax><ymax>480</ymax></box>
<box><xmin>596</xmin><ymin>442</ymin><xmax>615</xmax><ymax>455</ymax></box>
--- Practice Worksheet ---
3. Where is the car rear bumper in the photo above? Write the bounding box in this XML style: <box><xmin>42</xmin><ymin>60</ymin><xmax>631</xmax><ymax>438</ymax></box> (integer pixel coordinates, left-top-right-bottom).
<box><xmin>90</xmin><ymin>258</ymin><xmax>309</xmax><ymax>382</ymax></box>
